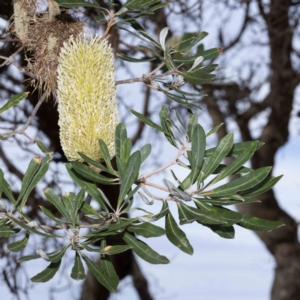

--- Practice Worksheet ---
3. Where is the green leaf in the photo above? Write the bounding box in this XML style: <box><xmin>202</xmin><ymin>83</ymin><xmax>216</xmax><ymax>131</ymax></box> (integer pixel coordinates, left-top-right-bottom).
<box><xmin>44</xmin><ymin>188</ymin><xmax>69</xmax><ymax>220</ymax></box>
<box><xmin>94</xmin><ymin>14</ymin><xmax>108</xmax><ymax>25</ymax></box>
<box><xmin>39</xmin><ymin>206</ymin><xmax>63</xmax><ymax>224</ymax></box>
<box><xmin>240</xmin><ymin>175</ymin><xmax>283</xmax><ymax>197</ymax></box>
<box><xmin>0</xmin><ymin>92</ymin><xmax>28</xmax><ymax>114</ymax></box>
<box><xmin>166</xmin><ymin>211</ymin><xmax>193</xmax><ymax>255</ymax></box>
<box><xmin>159</xmin><ymin>105</ymin><xmax>177</xmax><ymax>148</ymax></box>
<box><xmin>187</xmin><ymin>113</ymin><xmax>198</xmax><ymax>141</ymax></box>
<box><xmin>0</xmin><ymin>226</ymin><xmax>16</xmax><ymax>237</ymax></box>
<box><xmin>47</xmin><ymin>244</ymin><xmax>70</xmax><ymax>263</ymax></box>
<box><xmin>17</xmin><ymin>157</ymin><xmax>41</xmax><ymax>204</ymax></box>
<box><xmin>101</xmin><ymin>245</ymin><xmax>133</xmax><ymax>255</ymax></box>
<box><xmin>54</xmin><ymin>0</ymin><xmax>100</xmax><ymax>8</ymax></box>
<box><xmin>72</xmin><ymin>189</ymin><xmax>85</xmax><ymax>227</ymax></box>
<box><xmin>181</xmin><ymin>70</ymin><xmax>215</xmax><ymax>85</ymax></box>
<box><xmin>212</xmin><ymin>164</ymin><xmax>252</xmax><ymax>175</ymax></box>
<box><xmin>207</xmin><ymin>225</ymin><xmax>235</xmax><ymax>239</ymax></box>
<box><xmin>122</xmin><ymin>232</ymin><xmax>169</xmax><ymax>264</ymax></box>
<box><xmin>190</xmin><ymin>124</ymin><xmax>206</xmax><ymax>183</ymax></box>
<box><xmin>124</xmin><ymin>0</ymin><xmax>160</xmax><ymax>10</ymax></box>
<box><xmin>71</xmin><ymin>252</ymin><xmax>86</xmax><ymax>280</ymax></box>
<box><xmin>62</xmin><ymin>192</ymin><xmax>76</xmax><ymax>222</ymax></box>
<box><xmin>177</xmin><ymin>203</ymin><xmax>227</xmax><ymax>225</ymax></box>
<box><xmin>140</xmin><ymin>144</ymin><xmax>151</xmax><ymax>163</ymax></box>
<box><xmin>152</xmin><ymin>200</ymin><xmax>169</xmax><ymax>220</ymax></box>
<box><xmin>198</xmin><ymin>133</ymin><xmax>234</xmax><ymax>183</ymax></box>
<box><xmin>19</xmin><ymin>156</ymin><xmax>51</xmax><ymax>208</ymax></box>
<box><xmin>36</xmin><ymin>140</ymin><xmax>53</xmax><ymax>155</ymax></box>
<box><xmin>115</xmin><ymin>122</ymin><xmax>127</xmax><ymax>160</ymax></box>
<box><xmin>100</xmin><ymin>253</ymin><xmax>119</xmax><ymax>283</ymax></box>
<box><xmin>7</xmin><ymin>215</ymin><xmax>61</xmax><ymax>238</ymax></box>
<box><xmin>128</xmin><ymin>223</ymin><xmax>165</xmax><ymax>238</ymax></box>
<box><xmin>130</xmin><ymin>109</ymin><xmax>166</xmax><ymax>133</ymax></box>
<box><xmin>205</xmin><ymin>140</ymin><xmax>264</xmax><ymax>157</ymax></box>
<box><xmin>7</xmin><ymin>233</ymin><xmax>29</xmax><ymax>252</ymax></box>
<box><xmin>238</xmin><ymin>215</ymin><xmax>285</xmax><ymax>232</ymax></box>
<box><xmin>77</xmin><ymin>152</ymin><xmax>111</xmax><ymax>174</ymax></box>
<box><xmin>211</xmin><ymin>142</ymin><xmax>258</xmax><ymax>185</ymax></box>
<box><xmin>82</xmin><ymin>253</ymin><xmax>118</xmax><ymax>293</ymax></box>
<box><xmin>18</xmin><ymin>254</ymin><xmax>40</xmax><ymax>262</ymax></box>
<box><xmin>116</xmin><ymin>157</ymin><xmax>126</xmax><ymax>178</ymax></box>
<box><xmin>98</xmin><ymin>139</ymin><xmax>116</xmax><ymax>174</ymax></box>
<box><xmin>177</xmin><ymin>32</ymin><xmax>208</xmax><ymax>53</ymax></box>
<box><xmin>203</xmin><ymin>167</ymin><xmax>272</xmax><ymax>197</ymax></box>
<box><xmin>117</xmin><ymin>151</ymin><xmax>141</xmax><ymax>207</ymax></box>
<box><xmin>2</xmin><ymin>178</ymin><xmax>16</xmax><ymax>205</ymax></box>
<box><xmin>80</xmin><ymin>202</ymin><xmax>99</xmax><ymax>217</ymax></box>
<box><xmin>31</xmin><ymin>260</ymin><xmax>61</xmax><ymax>283</ymax></box>
<box><xmin>66</xmin><ymin>164</ymin><xmax>109</xmax><ymax>213</ymax></box>
<box><xmin>71</xmin><ymin>162</ymin><xmax>118</xmax><ymax>185</ymax></box>
<box><xmin>205</xmin><ymin>123</ymin><xmax>223</xmax><ymax>137</ymax></box>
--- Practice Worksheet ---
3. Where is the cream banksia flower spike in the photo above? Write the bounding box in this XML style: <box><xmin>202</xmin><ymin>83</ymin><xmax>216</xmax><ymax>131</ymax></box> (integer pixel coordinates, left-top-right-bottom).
<box><xmin>57</xmin><ymin>35</ymin><xmax>118</xmax><ymax>161</ymax></box>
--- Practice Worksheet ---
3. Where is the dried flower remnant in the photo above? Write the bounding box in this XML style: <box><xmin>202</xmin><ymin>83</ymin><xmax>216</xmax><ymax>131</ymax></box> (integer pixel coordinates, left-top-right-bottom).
<box><xmin>57</xmin><ymin>35</ymin><xmax>118</xmax><ymax>162</ymax></box>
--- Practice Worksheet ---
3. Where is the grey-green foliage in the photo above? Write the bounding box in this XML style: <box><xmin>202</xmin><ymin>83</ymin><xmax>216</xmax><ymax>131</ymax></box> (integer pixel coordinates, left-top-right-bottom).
<box><xmin>0</xmin><ymin>0</ymin><xmax>285</xmax><ymax>293</ymax></box>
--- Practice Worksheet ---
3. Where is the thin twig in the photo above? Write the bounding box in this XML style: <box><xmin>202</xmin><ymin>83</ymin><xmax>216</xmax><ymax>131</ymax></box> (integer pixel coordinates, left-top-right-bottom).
<box><xmin>0</xmin><ymin>47</ymin><xmax>23</xmax><ymax>67</ymax></box>
<box><xmin>0</xmin><ymin>92</ymin><xmax>46</xmax><ymax>142</ymax></box>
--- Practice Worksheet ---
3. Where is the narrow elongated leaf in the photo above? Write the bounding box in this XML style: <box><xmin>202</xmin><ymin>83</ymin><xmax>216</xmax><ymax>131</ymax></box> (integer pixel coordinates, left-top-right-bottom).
<box><xmin>71</xmin><ymin>162</ymin><xmax>118</xmax><ymax>185</ymax></box>
<box><xmin>122</xmin><ymin>138</ymin><xmax>132</xmax><ymax>163</ymax></box>
<box><xmin>18</xmin><ymin>254</ymin><xmax>40</xmax><ymax>262</ymax></box>
<box><xmin>140</xmin><ymin>144</ymin><xmax>152</xmax><ymax>163</ymax></box>
<box><xmin>211</xmin><ymin>142</ymin><xmax>258</xmax><ymax>185</ymax></box>
<box><xmin>98</xmin><ymin>139</ymin><xmax>116</xmax><ymax>174</ymax></box>
<box><xmin>54</xmin><ymin>0</ymin><xmax>100</xmax><ymax>8</ymax></box>
<box><xmin>80</xmin><ymin>202</ymin><xmax>99</xmax><ymax>217</ymax></box>
<box><xmin>71</xmin><ymin>252</ymin><xmax>86</xmax><ymax>280</ymax></box>
<box><xmin>47</xmin><ymin>244</ymin><xmax>70</xmax><ymax>263</ymax></box>
<box><xmin>0</xmin><ymin>92</ymin><xmax>28</xmax><ymax>114</ymax></box>
<box><xmin>166</xmin><ymin>211</ymin><xmax>193</xmax><ymax>255</ymax></box>
<box><xmin>128</xmin><ymin>223</ymin><xmax>165</xmax><ymax>238</ymax></box>
<box><xmin>181</xmin><ymin>70</ymin><xmax>215</xmax><ymax>85</ymax></box>
<box><xmin>17</xmin><ymin>157</ymin><xmax>41</xmax><ymax>203</ymax></box>
<box><xmin>199</xmin><ymin>133</ymin><xmax>233</xmax><ymax>183</ymax></box>
<box><xmin>31</xmin><ymin>260</ymin><xmax>61</xmax><ymax>283</ymax></box>
<box><xmin>194</xmin><ymin>198</ymin><xmax>242</xmax><ymax>226</ymax></box>
<box><xmin>124</xmin><ymin>0</ymin><xmax>159</xmax><ymax>10</ymax></box>
<box><xmin>7</xmin><ymin>233</ymin><xmax>29</xmax><ymax>252</ymax></box>
<box><xmin>39</xmin><ymin>206</ymin><xmax>63</xmax><ymax>224</ymax></box>
<box><xmin>66</xmin><ymin>164</ymin><xmax>109</xmax><ymax>212</ymax></box>
<box><xmin>190</xmin><ymin>124</ymin><xmax>206</xmax><ymax>183</ymax></box>
<box><xmin>177</xmin><ymin>203</ymin><xmax>226</xmax><ymax>225</ymax></box>
<box><xmin>206</xmin><ymin>123</ymin><xmax>223</xmax><ymax>137</ymax></box>
<box><xmin>44</xmin><ymin>188</ymin><xmax>69</xmax><ymax>220</ymax></box>
<box><xmin>0</xmin><ymin>226</ymin><xmax>16</xmax><ymax>237</ymax></box>
<box><xmin>115</xmin><ymin>122</ymin><xmax>127</xmax><ymax>160</ymax></box>
<box><xmin>77</xmin><ymin>152</ymin><xmax>110</xmax><ymax>173</ymax></box>
<box><xmin>187</xmin><ymin>113</ymin><xmax>198</xmax><ymax>141</ymax></box>
<box><xmin>100</xmin><ymin>254</ymin><xmax>119</xmax><ymax>283</ymax></box>
<box><xmin>7</xmin><ymin>215</ymin><xmax>61</xmax><ymax>238</ymax></box>
<box><xmin>130</xmin><ymin>109</ymin><xmax>166</xmax><ymax>133</ymax></box>
<box><xmin>62</xmin><ymin>192</ymin><xmax>76</xmax><ymax>222</ymax></box>
<box><xmin>152</xmin><ymin>200</ymin><xmax>169</xmax><ymax>220</ymax></box>
<box><xmin>238</xmin><ymin>215</ymin><xmax>284</xmax><ymax>232</ymax></box>
<box><xmin>203</xmin><ymin>167</ymin><xmax>272</xmax><ymax>197</ymax></box>
<box><xmin>240</xmin><ymin>175</ymin><xmax>283</xmax><ymax>197</ymax></box>
<box><xmin>72</xmin><ymin>189</ymin><xmax>85</xmax><ymax>227</ymax></box>
<box><xmin>205</xmin><ymin>141</ymin><xmax>264</xmax><ymax>157</ymax></box>
<box><xmin>3</xmin><ymin>179</ymin><xmax>16</xmax><ymax>205</ymax></box>
<box><xmin>19</xmin><ymin>156</ymin><xmax>51</xmax><ymax>208</ymax></box>
<box><xmin>160</xmin><ymin>106</ymin><xmax>177</xmax><ymax>148</ymax></box>
<box><xmin>36</xmin><ymin>140</ymin><xmax>54</xmax><ymax>155</ymax></box>
<box><xmin>101</xmin><ymin>245</ymin><xmax>132</xmax><ymax>255</ymax></box>
<box><xmin>122</xmin><ymin>232</ymin><xmax>169</xmax><ymax>264</ymax></box>
<box><xmin>207</xmin><ymin>224</ymin><xmax>235</xmax><ymax>239</ymax></box>
<box><xmin>116</xmin><ymin>157</ymin><xmax>126</xmax><ymax>178</ymax></box>
<box><xmin>117</xmin><ymin>151</ymin><xmax>141</xmax><ymax>207</ymax></box>
<box><xmin>82</xmin><ymin>254</ymin><xmax>118</xmax><ymax>293</ymax></box>
<box><xmin>177</xmin><ymin>32</ymin><xmax>208</xmax><ymax>53</ymax></box>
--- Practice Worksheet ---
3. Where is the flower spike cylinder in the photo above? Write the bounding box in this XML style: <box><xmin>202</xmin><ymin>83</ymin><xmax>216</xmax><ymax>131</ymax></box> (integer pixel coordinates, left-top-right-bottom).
<box><xmin>57</xmin><ymin>35</ymin><xmax>118</xmax><ymax>161</ymax></box>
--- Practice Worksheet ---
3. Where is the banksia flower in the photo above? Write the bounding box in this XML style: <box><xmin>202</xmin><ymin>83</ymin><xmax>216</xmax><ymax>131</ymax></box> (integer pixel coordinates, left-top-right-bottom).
<box><xmin>57</xmin><ymin>35</ymin><xmax>118</xmax><ymax>161</ymax></box>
